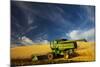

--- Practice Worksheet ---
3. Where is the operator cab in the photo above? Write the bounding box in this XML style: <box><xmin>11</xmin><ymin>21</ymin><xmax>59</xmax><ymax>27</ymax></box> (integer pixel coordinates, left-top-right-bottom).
<box><xmin>55</xmin><ymin>39</ymin><xmax>68</xmax><ymax>44</ymax></box>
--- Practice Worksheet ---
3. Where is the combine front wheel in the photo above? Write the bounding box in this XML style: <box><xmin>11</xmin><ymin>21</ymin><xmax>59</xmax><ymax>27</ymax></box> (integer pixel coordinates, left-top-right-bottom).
<box><xmin>47</xmin><ymin>53</ymin><xmax>53</xmax><ymax>60</ymax></box>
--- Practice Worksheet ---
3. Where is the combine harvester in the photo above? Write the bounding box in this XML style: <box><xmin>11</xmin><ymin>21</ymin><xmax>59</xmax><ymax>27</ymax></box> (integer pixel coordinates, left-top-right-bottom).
<box><xmin>48</xmin><ymin>39</ymin><xmax>87</xmax><ymax>60</ymax></box>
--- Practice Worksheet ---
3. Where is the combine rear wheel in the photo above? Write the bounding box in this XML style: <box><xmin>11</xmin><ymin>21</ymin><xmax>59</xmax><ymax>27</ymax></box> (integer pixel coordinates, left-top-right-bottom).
<box><xmin>64</xmin><ymin>51</ymin><xmax>69</xmax><ymax>59</ymax></box>
<box><xmin>68</xmin><ymin>49</ymin><xmax>75</xmax><ymax>58</ymax></box>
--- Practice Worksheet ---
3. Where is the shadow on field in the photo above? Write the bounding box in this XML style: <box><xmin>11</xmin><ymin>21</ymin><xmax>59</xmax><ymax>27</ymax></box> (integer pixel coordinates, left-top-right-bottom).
<box><xmin>11</xmin><ymin>53</ymin><xmax>79</xmax><ymax>66</ymax></box>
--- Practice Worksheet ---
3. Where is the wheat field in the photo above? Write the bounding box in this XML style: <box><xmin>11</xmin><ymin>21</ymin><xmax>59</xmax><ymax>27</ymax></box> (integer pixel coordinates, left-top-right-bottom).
<box><xmin>69</xmin><ymin>42</ymin><xmax>95</xmax><ymax>61</ymax></box>
<box><xmin>11</xmin><ymin>41</ymin><xmax>95</xmax><ymax>65</ymax></box>
<box><xmin>11</xmin><ymin>43</ymin><xmax>52</xmax><ymax>59</ymax></box>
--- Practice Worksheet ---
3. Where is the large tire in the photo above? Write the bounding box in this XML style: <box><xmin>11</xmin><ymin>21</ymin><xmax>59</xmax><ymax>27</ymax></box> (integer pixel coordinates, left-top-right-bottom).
<box><xmin>68</xmin><ymin>49</ymin><xmax>74</xmax><ymax>56</ymax></box>
<box><xmin>47</xmin><ymin>53</ymin><xmax>53</xmax><ymax>60</ymax></box>
<box><xmin>68</xmin><ymin>49</ymin><xmax>75</xmax><ymax>58</ymax></box>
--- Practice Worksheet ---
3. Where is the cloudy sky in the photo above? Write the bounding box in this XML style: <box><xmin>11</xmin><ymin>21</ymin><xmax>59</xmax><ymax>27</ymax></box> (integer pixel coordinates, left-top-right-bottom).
<box><xmin>11</xmin><ymin>1</ymin><xmax>95</xmax><ymax>46</ymax></box>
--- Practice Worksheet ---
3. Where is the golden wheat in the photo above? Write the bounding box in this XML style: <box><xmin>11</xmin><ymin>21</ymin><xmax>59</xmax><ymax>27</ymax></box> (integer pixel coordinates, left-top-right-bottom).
<box><xmin>11</xmin><ymin>42</ymin><xmax>95</xmax><ymax>62</ymax></box>
<box><xmin>11</xmin><ymin>44</ymin><xmax>52</xmax><ymax>59</ymax></box>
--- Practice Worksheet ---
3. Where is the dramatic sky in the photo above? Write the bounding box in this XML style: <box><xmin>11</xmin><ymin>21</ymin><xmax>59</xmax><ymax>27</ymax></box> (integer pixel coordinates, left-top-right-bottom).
<box><xmin>11</xmin><ymin>1</ymin><xmax>95</xmax><ymax>46</ymax></box>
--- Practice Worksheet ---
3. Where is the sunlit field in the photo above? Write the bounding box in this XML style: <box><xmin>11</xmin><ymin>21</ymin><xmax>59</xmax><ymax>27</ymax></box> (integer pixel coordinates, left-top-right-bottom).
<box><xmin>69</xmin><ymin>42</ymin><xmax>95</xmax><ymax>61</ymax></box>
<box><xmin>11</xmin><ymin>41</ymin><xmax>95</xmax><ymax>66</ymax></box>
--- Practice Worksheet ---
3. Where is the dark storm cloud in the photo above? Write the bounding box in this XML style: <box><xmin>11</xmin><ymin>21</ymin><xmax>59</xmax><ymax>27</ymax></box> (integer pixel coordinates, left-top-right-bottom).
<box><xmin>11</xmin><ymin>1</ymin><xmax>95</xmax><ymax>46</ymax></box>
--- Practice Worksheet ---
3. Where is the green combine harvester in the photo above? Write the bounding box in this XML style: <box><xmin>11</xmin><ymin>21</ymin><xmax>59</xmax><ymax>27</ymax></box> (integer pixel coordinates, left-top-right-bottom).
<box><xmin>47</xmin><ymin>39</ymin><xmax>87</xmax><ymax>60</ymax></box>
<box><xmin>32</xmin><ymin>39</ymin><xmax>87</xmax><ymax>61</ymax></box>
